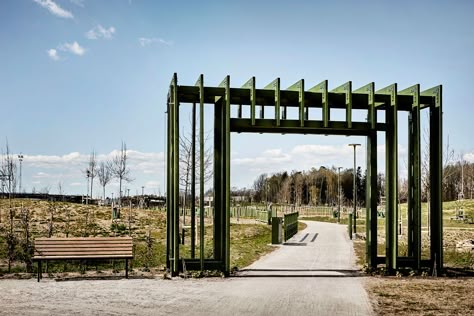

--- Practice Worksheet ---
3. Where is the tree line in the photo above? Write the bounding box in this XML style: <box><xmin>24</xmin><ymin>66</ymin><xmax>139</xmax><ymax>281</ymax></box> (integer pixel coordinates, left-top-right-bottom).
<box><xmin>244</xmin><ymin>160</ymin><xmax>474</xmax><ymax>207</ymax></box>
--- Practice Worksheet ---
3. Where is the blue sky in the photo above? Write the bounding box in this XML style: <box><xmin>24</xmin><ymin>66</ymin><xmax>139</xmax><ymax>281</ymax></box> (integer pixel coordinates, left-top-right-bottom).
<box><xmin>1</xmin><ymin>0</ymin><xmax>473</xmax><ymax>196</ymax></box>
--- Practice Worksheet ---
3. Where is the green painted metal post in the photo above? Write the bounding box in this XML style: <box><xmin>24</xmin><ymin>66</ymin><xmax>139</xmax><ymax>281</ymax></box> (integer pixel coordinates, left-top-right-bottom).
<box><xmin>401</xmin><ymin>84</ymin><xmax>421</xmax><ymax>270</ymax></box>
<box><xmin>378</xmin><ymin>84</ymin><xmax>398</xmax><ymax>273</ymax></box>
<box><xmin>425</xmin><ymin>85</ymin><xmax>443</xmax><ymax>273</ymax></box>
<box><xmin>172</xmin><ymin>74</ymin><xmax>180</xmax><ymax>275</ymax></box>
<box><xmin>213</xmin><ymin>97</ymin><xmax>223</xmax><ymax>262</ymax></box>
<box><xmin>197</xmin><ymin>74</ymin><xmax>205</xmax><ymax>271</ymax></box>
<box><xmin>368</xmin><ymin>131</ymin><xmax>378</xmax><ymax>267</ymax></box>
<box><xmin>191</xmin><ymin>102</ymin><xmax>196</xmax><ymax>258</ymax></box>
<box><xmin>166</xmin><ymin>100</ymin><xmax>171</xmax><ymax>270</ymax></box>
<box><xmin>224</xmin><ymin>77</ymin><xmax>231</xmax><ymax>275</ymax></box>
<box><xmin>355</xmin><ymin>82</ymin><xmax>378</xmax><ymax>268</ymax></box>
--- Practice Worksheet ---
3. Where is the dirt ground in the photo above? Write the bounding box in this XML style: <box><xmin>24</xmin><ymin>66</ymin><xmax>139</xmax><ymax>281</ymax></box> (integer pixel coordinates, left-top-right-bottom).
<box><xmin>364</xmin><ymin>277</ymin><xmax>474</xmax><ymax>315</ymax></box>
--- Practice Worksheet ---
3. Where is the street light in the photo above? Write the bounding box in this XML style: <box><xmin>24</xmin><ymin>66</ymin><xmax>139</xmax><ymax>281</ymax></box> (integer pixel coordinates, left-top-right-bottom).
<box><xmin>348</xmin><ymin>143</ymin><xmax>361</xmax><ymax>236</ymax></box>
<box><xmin>18</xmin><ymin>153</ymin><xmax>23</xmax><ymax>194</ymax></box>
<box><xmin>86</xmin><ymin>170</ymin><xmax>90</xmax><ymax>205</ymax></box>
<box><xmin>337</xmin><ymin>167</ymin><xmax>342</xmax><ymax>223</ymax></box>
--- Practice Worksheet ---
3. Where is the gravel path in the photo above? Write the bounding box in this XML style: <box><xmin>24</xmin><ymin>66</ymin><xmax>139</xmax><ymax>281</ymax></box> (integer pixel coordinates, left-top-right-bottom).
<box><xmin>0</xmin><ymin>221</ymin><xmax>373</xmax><ymax>315</ymax></box>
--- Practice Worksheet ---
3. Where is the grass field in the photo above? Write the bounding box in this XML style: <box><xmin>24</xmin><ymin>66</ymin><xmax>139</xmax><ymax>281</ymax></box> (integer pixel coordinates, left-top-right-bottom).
<box><xmin>301</xmin><ymin>200</ymin><xmax>474</xmax><ymax>315</ymax></box>
<box><xmin>0</xmin><ymin>198</ymin><xmax>280</xmax><ymax>277</ymax></box>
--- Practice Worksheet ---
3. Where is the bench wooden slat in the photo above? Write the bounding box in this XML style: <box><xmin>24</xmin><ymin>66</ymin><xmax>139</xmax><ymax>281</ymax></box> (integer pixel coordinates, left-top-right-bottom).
<box><xmin>33</xmin><ymin>237</ymin><xmax>133</xmax><ymax>260</ymax></box>
<box><xmin>35</xmin><ymin>241</ymin><xmax>132</xmax><ymax>245</ymax></box>
<box><xmin>34</xmin><ymin>244</ymin><xmax>132</xmax><ymax>248</ymax></box>
<box><xmin>35</xmin><ymin>237</ymin><xmax>132</xmax><ymax>241</ymax></box>
<box><xmin>35</xmin><ymin>252</ymin><xmax>132</xmax><ymax>256</ymax></box>
<box><xmin>35</xmin><ymin>248</ymin><xmax>132</xmax><ymax>253</ymax></box>
<box><xmin>34</xmin><ymin>255</ymin><xmax>132</xmax><ymax>260</ymax></box>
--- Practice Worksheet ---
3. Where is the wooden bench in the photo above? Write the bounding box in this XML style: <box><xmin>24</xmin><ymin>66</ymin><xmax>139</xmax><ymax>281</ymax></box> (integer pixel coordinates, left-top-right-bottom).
<box><xmin>33</xmin><ymin>237</ymin><xmax>133</xmax><ymax>282</ymax></box>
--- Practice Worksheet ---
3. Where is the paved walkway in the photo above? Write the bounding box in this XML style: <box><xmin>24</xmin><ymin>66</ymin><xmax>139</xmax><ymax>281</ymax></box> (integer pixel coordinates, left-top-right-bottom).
<box><xmin>0</xmin><ymin>221</ymin><xmax>373</xmax><ymax>316</ymax></box>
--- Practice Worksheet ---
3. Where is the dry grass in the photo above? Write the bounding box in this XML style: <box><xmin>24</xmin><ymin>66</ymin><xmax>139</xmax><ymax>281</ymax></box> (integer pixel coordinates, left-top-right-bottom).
<box><xmin>365</xmin><ymin>277</ymin><xmax>474</xmax><ymax>315</ymax></box>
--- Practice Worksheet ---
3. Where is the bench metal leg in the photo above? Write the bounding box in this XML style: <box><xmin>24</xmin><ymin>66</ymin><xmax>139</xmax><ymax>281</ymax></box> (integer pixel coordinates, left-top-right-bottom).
<box><xmin>37</xmin><ymin>261</ymin><xmax>41</xmax><ymax>282</ymax></box>
<box><xmin>125</xmin><ymin>259</ymin><xmax>128</xmax><ymax>279</ymax></box>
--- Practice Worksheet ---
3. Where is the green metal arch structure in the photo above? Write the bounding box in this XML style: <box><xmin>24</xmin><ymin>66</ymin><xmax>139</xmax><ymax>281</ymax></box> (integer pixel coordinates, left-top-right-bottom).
<box><xmin>166</xmin><ymin>73</ymin><xmax>443</xmax><ymax>276</ymax></box>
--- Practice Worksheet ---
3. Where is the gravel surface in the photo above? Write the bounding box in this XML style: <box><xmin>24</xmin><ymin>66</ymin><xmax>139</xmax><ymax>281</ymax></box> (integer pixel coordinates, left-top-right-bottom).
<box><xmin>0</xmin><ymin>221</ymin><xmax>373</xmax><ymax>316</ymax></box>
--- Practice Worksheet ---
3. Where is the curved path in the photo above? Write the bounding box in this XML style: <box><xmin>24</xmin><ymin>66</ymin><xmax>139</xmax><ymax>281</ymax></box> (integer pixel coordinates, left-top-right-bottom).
<box><xmin>0</xmin><ymin>221</ymin><xmax>373</xmax><ymax>315</ymax></box>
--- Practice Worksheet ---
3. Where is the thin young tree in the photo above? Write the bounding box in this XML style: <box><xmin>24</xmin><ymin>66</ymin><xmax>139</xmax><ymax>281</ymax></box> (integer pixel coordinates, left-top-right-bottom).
<box><xmin>97</xmin><ymin>160</ymin><xmax>113</xmax><ymax>203</ymax></box>
<box><xmin>87</xmin><ymin>150</ymin><xmax>97</xmax><ymax>202</ymax></box>
<box><xmin>111</xmin><ymin>142</ymin><xmax>133</xmax><ymax>206</ymax></box>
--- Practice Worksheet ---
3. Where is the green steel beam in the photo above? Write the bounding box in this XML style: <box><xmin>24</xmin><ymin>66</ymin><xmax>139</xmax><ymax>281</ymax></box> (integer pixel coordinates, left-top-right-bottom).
<box><xmin>195</xmin><ymin>74</ymin><xmax>205</xmax><ymax>271</ymax></box>
<box><xmin>264</xmin><ymin>78</ymin><xmax>281</xmax><ymax>126</ymax></box>
<box><xmin>422</xmin><ymin>85</ymin><xmax>443</xmax><ymax>273</ymax></box>
<box><xmin>400</xmin><ymin>84</ymin><xmax>421</xmax><ymax>269</ymax></box>
<box><xmin>242</xmin><ymin>77</ymin><xmax>256</xmax><ymax>125</ymax></box>
<box><xmin>287</xmin><ymin>79</ymin><xmax>305</xmax><ymax>126</ymax></box>
<box><xmin>230</xmin><ymin>119</ymin><xmax>385</xmax><ymax>135</ymax></box>
<box><xmin>377</xmin><ymin>83</ymin><xmax>398</xmax><ymax>273</ymax></box>
<box><xmin>309</xmin><ymin>80</ymin><xmax>329</xmax><ymax>127</ymax></box>
<box><xmin>331</xmin><ymin>81</ymin><xmax>352</xmax><ymax>128</ymax></box>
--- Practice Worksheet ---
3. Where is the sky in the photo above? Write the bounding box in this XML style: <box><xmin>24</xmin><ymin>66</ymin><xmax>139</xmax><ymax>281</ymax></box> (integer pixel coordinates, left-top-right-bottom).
<box><xmin>0</xmin><ymin>0</ymin><xmax>473</xmax><ymax>197</ymax></box>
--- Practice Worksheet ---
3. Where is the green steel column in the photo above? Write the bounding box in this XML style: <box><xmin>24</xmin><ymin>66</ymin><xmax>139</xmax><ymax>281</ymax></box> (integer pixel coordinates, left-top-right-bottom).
<box><xmin>400</xmin><ymin>84</ymin><xmax>421</xmax><ymax>269</ymax></box>
<box><xmin>213</xmin><ymin>98</ymin><xmax>223</xmax><ymax>261</ymax></box>
<box><xmin>355</xmin><ymin>82</ymin><xmax>377</xmax><ymax>267</ymax></box>
<box><xmin>407</xmin><ymin>112</ymin><xmax>415</xmax><ymax>257</ymax></box>
<box><xmin>224</xmin><ymin>76</ymin><xmax>231</xmax><ymax>275</ymax></box>
<box><xmin>424</xmin><ymin>85</ymin><xmax>443</xmax><ymax>273</ymax></box>
<box><xmin>196</xmin><ymin>74</ymin><xmax>205</xmax><ymax>271</ymax></box>
<box><xmin>368</xmin><ymin>131</ymin><xmax>378</xmax><ymax>268</ymax></box>
<box><xmin>166</xmin><ymin>100</ymin><xmax>171</xmax><ymax>270</ymax></box>
<box><xmin>309</xmin><ymin>80</ymin><xmax>329</xmax><ymax>127</ymax></box>
<box><xmin>378</xmin><ymin>84</ymin><xmax>398</xmax><ymax>272</ymax></box>
<box><xmin>172</xmin><ymin>74</ymin><xmax>180</xmax><ymax>275</ymax></box>
<box><xmin>413</xmin><ymin>103</ymin><xmax>421</xmax><ymax>270</ymax></box>
<box><xmin>191</xmin><ymin>102</ymin><xmax>196</xmax><ymax>258</ymax></box>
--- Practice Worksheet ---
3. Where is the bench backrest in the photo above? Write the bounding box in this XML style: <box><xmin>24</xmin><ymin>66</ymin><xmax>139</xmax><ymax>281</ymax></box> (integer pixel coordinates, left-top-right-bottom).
<box><xmin>34</xmin><ymin>237</ymin><xmax>133</xmax><ymax>260</ymax></box>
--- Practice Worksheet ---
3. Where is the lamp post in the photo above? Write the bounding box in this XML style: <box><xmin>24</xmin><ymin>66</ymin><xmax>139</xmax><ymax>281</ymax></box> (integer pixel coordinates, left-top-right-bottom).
<box><xmin>338</xmin><ymin>167</ymin><xmax>342</xmax><ymax>223</ymax></box>
<box><xmin>86</xmin><ymin>170</ymin><xmax>90</xmax><ymax>205</ymax></box>
<box><xmin>348</xmin><ymin>143</ymin><xmax>361</xmax><ymax>235</ymax></box>
<box><xmin>18</xmin><ymin>153</ymin><xmax>23</xmax><ymax>194</ymax></box>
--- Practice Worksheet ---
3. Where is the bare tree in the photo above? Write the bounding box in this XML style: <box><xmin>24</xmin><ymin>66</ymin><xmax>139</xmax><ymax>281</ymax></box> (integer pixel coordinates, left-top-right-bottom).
<box><xmin>179</xmin><ymin>131</ymin><xmax>213</xmax><ymax>208</ymax></box>
<box><xmin>111</xmin><ymin>142</ymin><xmax>133</xmax><ymax>205</ymax></box>
<box><xmin>97</xmin><ymin>160</ymin><xmax>113</xmax><ymax>202</ymax></box>
<box><xmin>84</xmin><ymin>150</ymin><xmax>98</xmax><ymax>203</ymax></box>
<box><xmin>57</xmin><ymin>181</ymin><xmax>64</xmax><ymax>201</ymax></box>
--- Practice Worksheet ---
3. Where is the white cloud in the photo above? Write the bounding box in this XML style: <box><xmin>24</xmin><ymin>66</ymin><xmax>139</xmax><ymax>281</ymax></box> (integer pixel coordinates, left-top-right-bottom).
<box><xmin>47</xmin><ymin>48</ymin><xmax>59</xmax><ymax>60</ymax></box>
<box><xmin>58</xmin><ymin>41</ymin><xmax>86</xmax><ymax>56</ymax></box>
<box><xmin>138</xmin><ymin>37</ymin><xmax>172</xmax><ymax>47</ymax></box>
<box><xmin>85</xmin><ymin>25</ymin><xmax>116</xmax><ymax>40</ymax></box>
<box><xmin>70</xmin><ymin>0</ymin><xmax>84</xmax><ymax>7</ymax></box>
<box><xmin>33</xmin><ymin>0</ymin><xmax>74</xmax><ymax>19</ymax></box>
<box><xmin>464</xmin><ymin>152</ymin><xmax>474</xmax><ymax>163</ymax></box>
